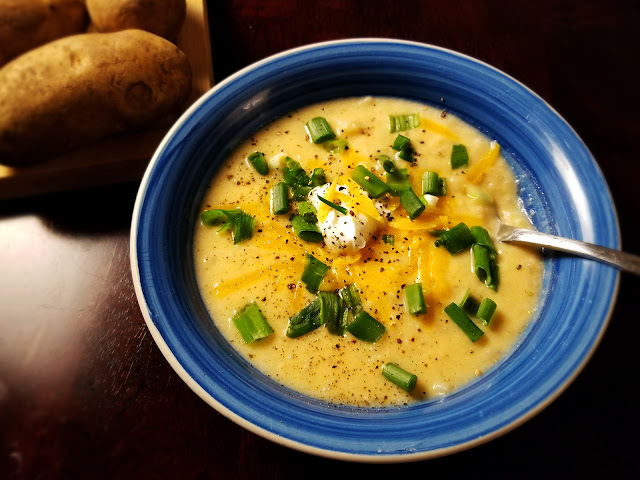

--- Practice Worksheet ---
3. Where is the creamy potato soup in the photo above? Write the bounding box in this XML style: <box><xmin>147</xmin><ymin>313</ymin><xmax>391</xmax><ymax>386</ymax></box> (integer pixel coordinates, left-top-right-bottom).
<box><xmin>194</xmin><ymin>97</ymin><xmax>543</xmax><ymax>407</ymax></box>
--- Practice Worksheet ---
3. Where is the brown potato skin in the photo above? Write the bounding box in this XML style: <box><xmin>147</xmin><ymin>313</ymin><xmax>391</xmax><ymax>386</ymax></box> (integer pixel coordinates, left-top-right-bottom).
<box><xmin>87</xmin><ymin>0</ymin><xmax>186</xmax><ymax>41</ymax></box>
<box><xmin>0</xmin><ymin>29</ymin><xmax>192</xmax><ymax>164</ymax></box>
<box><xmin>0</xmin><ymin>0</ymin><xmax>88</xmax><ymax>66</ymax></box>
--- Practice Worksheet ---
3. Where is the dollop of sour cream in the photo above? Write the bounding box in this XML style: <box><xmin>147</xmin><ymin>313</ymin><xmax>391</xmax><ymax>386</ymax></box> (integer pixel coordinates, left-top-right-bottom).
<box><xmin>308</xmin><ymin>183</ymin><xmax>387</xmax><ymax>254</ymax></box>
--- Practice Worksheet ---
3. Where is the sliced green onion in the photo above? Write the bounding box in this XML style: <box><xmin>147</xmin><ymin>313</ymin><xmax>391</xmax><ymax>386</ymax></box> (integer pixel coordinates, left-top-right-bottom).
<box><xmin>400</xmin><ymin>188</ymin><xmax>425</xmax><ymax>221</ymax></box>
<box><xmin>318</xmin><ymin>195</ymin><xmax>348</xmax><ymax>215</ymax></box>
<box><xmin>346</xmin><ymin>311</ymin><xmax>385</xmax><ymax>342</ymax></box>
<box><xmin>392</xmin><ymin>134</ymin><xmax>411</xmax><ymax>151</ymax></box>
<box><xmin>472</xmin><ymin>244</ymin><xmax>499</xmax><ymax>290</ymax></box>
<box><xmin>300</xmin><ymin>254</ymin><xmax>330</xmax><ymax>294</ymax></box>
<box><xmin>451</xmin><ymin>144</ymin><xmax>469</xmax><ymax>169</ymax></box>
<box><xmin>444</xmin><ymin>302</ymin><xmax>484</xmax><ymax>342</ymax></box>
<box><xmin>246</xmin><ymin>151</ymin><xmax>269</xmax><ymax>175</ymax></box>
<box><xmin>232</xmin><ymin>302</ymin><xmax>273</xmax><ymax>343</ymax></box>
<box><xmin>389</xmin><ymin>113</ymin><xmax>420</xmax><ymax>133</ymax></box>
<box><xmin>286</xmin><ymin>298</ymin><xmax>323</xmax><ymax>338</ymax></box>
<box><xmin>271</xmin><ymin>182</ymin><xmax>290</xmax><ymax>215</ymax></box>
<box><xmin>420</xmin><ymin>193</ymin><xmax>439</xmax><ymax>207</ymax></box>
<box><xmin>471</xmin><ymin>226</ymin><xmax>497</xmax><ymax>254</ymax></box>
<box><xmin>232</xmin><ymin>213</ymin><xmax>255</xmax><ymax>244</ymax></box>
<box><xmin>297</xmin><ymin>201</ymin><xmax>317</xmax><ymax>222</ymax></box>
<box><xmin>434</xmin><ymin>222</ymin><xmax>475</xmax><ymax>254</ymax></box>
<box><xmin>351</xmin><ymin>165</ymin><xmax>390</xmax><ymax>198</ymax></box>
<box><xmin>405</xmin><ymin>283</ymin><xmax>427</xmax><ymax>315</ymax></box>
<box><xmin>282</xmin><ymin>157</ymin><xmax>309</xmax><ymax>187</ymax></box>
<box><xmin>339</xmin><ymin>283</ymin><xmax>362</xmax><ymax>315</ymax></box>
<box><xmin>321</xmin><ymin>139</ymin><xmax>348</xmax><ymax>154</ymax></box>
<box><xmin>291</xmin><ymin>215</ymin><xmax>323</xmax><ymax>243</ymax></box>
<box><xmin>306</xmin><ymin>117</ymin><xmax>336</xmax><ymax>144</ymax></box>
<box><xmin>201</xmin><ymin>208</ymin><xmax>241</xmax><ymax>227</ymax></box>
<box><xmin>203</xmin><ymin>209</ymin><xmax>255</xmax><ymax>244</ymax></box>
<box><xmin>319</xmin><ymin>292</ymin><xmax>344</xmax><ymax>335</ymax></box>
<box><xmin>385</xmin><ymin>167</ymin><xmax>411</xmax><ymax>197</ymax></box>
<box><xmin>310</xmin><ymin>168</ymin><xmax>327</xmax><ymax>186</ymax></box>
<box><xmin>422</xmin><ymin>171</ymin><xmax>447</xmax><ymax>196</ymax></box>
<box><xmin>378</xmin><ymin>154</ymin><xmax>395</xmax><ymax>173</ymax></box>
<box><xmin>459</xmin><ymin>288</ymin><xmax>480</xmax><ymax>316</ymax></box>
<box><xmin>291</xmin><ymin>186</ymin><xmax>312</xmax><ymax>201</ymax></box>
<box><xmin>382</xmin><ymin>362</ymin><xmax>418</xmax><ymax>392</ymax></box>
<box><xmin>477</xmin><ymin>297</ymin><xmax>497</xmax><ymax>325</ymax></box>
<box><xmin>396</xmin><ymin>148</ymin><xmax>414</xmax><ymax>162</ymax></box>
<box><xmin>382</xmin><ymin>234</ymin><xmax>395</xmax><ymax>246</ymax></box>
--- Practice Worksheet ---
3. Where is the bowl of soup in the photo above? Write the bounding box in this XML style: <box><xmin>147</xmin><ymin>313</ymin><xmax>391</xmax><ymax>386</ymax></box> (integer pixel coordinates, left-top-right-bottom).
<box><xmin>130</xmin><ymin>39</ymin><xmax>619</xmax><ymax>461</ymax></box>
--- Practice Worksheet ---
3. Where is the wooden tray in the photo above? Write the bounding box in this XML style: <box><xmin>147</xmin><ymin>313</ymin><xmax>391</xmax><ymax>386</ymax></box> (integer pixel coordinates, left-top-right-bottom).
<box><xmin>0</xmin><ymin>0</ymin><xmax>214</xmax><ymax>200</ymax></box>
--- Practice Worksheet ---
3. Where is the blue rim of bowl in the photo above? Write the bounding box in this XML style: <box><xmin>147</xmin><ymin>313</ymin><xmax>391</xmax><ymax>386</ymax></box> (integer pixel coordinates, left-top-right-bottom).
<box><xmin>130</xmin><ymin>39</ymin><xmax>620</xmax><ymax>462</ymax></box>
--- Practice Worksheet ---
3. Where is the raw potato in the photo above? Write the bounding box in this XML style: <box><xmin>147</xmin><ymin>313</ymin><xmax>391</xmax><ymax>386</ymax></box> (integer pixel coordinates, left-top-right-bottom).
<box><xmin>0</xmin><ymin>29</ymin><xmax>192</xmax><ymax>164</ymax></box>
<box><xmin>0</xmin><ymin>0</ymin><xmax>88</xmax><ymax>66</ymax></box>
<box><xmin>87</xmin><ymin>0</ymin><xmax>186</xmax><ymax>41</ymax></box>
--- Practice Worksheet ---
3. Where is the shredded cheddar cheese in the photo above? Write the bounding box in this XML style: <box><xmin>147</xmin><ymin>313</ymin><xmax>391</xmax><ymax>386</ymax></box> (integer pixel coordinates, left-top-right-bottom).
<box><xmin>466</xmin><ymin>141</ymin><xmax>501</xmax><ymax>184</ymax></box>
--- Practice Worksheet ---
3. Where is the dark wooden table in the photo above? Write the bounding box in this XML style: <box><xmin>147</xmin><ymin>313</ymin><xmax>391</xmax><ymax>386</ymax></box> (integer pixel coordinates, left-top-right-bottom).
<box><xmin>1</xmin><ymin>1</ymin><xmax>638</xmax><ymax>477</ymax></box>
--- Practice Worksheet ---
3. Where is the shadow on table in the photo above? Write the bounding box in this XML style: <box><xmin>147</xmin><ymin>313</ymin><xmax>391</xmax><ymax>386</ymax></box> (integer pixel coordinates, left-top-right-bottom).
<box><xmin>0</xmin><ymin>181</ymin><xmax>141</xmax><ymax>236</ymax></box>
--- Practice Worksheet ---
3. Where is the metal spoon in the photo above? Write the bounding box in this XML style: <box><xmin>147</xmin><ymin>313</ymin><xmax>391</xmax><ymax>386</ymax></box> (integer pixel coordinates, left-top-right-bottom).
<box><xmin>496</xmin><ymin>219</ymin><xmax>640</xmax><ymax>275</ymax></box>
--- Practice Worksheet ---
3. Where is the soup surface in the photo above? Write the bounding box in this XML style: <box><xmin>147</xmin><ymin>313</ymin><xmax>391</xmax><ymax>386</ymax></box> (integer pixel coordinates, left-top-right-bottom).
<box><xmin>194</xmin><ymin>97</ymin><xmax>543</xmax><ymax>407</ymax></box>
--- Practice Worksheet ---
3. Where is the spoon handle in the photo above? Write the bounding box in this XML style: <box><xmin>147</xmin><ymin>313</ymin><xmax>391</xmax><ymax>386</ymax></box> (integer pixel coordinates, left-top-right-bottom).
<box><xmin>498</xmin><ymin>226</ymin><xmax>640</xmax><ymax>275</ymax></box>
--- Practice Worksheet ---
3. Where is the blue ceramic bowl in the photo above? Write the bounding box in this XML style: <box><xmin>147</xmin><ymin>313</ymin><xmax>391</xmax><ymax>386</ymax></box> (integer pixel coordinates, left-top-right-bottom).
<box><xmin>131</xmin><ymin>39</ymin><xmax>619</xmax><ymax>462</ymax></box>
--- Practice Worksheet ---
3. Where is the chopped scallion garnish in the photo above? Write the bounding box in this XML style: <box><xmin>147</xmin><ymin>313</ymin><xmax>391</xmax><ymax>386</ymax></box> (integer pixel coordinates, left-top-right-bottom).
<box><xmin>378</xmin><ymin>154</ymin><xmax>396</xmax><ymax>173</ymax></box>
<box><xmin>382</xmin><ymin>234</ymin><xmax>395</xmax><ymax>246</ymax></box>
<box><xmin>420</xmin><ymin>193</ymin><xmax>439</xmax><ymax>207</ymax></box>
<box><xmin>297</xmin><ymin>201</ymin><xmax>317</xmax><ymax>222</ymax></box>
<box><xmin>396</xmin><ymin>148</ymin><xmax>414</xmax><ymax>162</ymax></box>
<box><xmin>339</xmin><ymin>284</ymin><xmax>362</xmax><ymax>315</ymax></box>
<box><xmin>400</xmin><ymin>188</ymin><xmax>425</xmax><ymax>221</ymax></box>
<box><xmin>310</xmin><ymin>168</ymin><xmax>327</xmax><ymax>186</ymax></box>
<box><xmin>286</xmin><ymin>298</ymin><xmax>324</xmax><ymax>338</ymax></box>
<box><xmin>451</xmin><ymin>144</ymin><xmax>469</xmax><ymax>169</ymax></box>
<box><xmin>201</xmin><ymin>208</ymin><xmax>254</xmax><ymax>244</ymax></box>
<box><xmin>282</xmin><ymin>157</ymin><xmax>310</xmax><ymax>187</ymax></box>
<box><xmin>444</xmin><ymin>302</ymin><xmax>484</xmax><ymax>342</ymax></box>
<box><xmin>306</xmin><ymin>117</ymin><xmax>336</xmax><ymax>144</ymax></box>
<box><xmin>385</xmin><ymin>167</ymin><xmax>411</xmax><ymax>196</ymax></box>
<box><xmin>389</xmin><ymin>113</ymin><xmax>420</xmax><ymax>133</ymax></box>
<box><xmin>232</xmin><ymin>213</ymin><xmax>255</xmax><ymax>244</ymax></box>
<box><xmin>300</xmin><ymin>254</ymin><xmax>330</xmax><ymax>294</ymax></box>
<box><xmin>319</xmin><ymin>292</ymin><xmax>344</xmax><ymax>334</ymax></box>
<box><xmin>472</xmin><ymin>243</ymin><xmax>499</xmax><ymax>290</ymax></box>
<box><xmin>459</xmin><ymin>288</ymin><xmax>480</xmax><ymax>316</ymax></box>
<box><xmin>346</xmin><ymin>311</ymin><xmax>385</xmax><ymax>342</ymax></box>
<box><xmin>321</xmin><ymin>139</ymin><xmax>348</xmax><ymax>154</ymax></box>
<box><xmin>405</xmin><ymin>283</ymin><xmax>427</xmax><ymax>315</ymax></box>
<box><xmin>434</xmin><ymin>222</ymin><xmax>475</xmax><ymax>254</ymax></box>
<box><xmin>392</xmin><ymin>134</ymin><xmax>411</xmax><ymax>151</ymax></box>
<box><xmin>271</xmin><ymin>182</ymin><xmax>290</xmax><ymax>215</ymax></box>
<box><xmin>471</xmin><ymin>226</ymin><xmax>497</xmax><ymax>254</ymax></box>
<box><xmin>201</xmin><ymin>208</ymin><xmax>240</xmax><ymax>227</ymax></box>
<box><xmin>351</xmin><ymin>165</ymin><xmax>390</xmax><ymax>198</ymax></box>
<box><xmin>291</xmin><ymin>215</ymin><xmax>323</xmax><ymax>243</ymax></box>
<box><xmin>422</xmin><ymin>171</ymin><xmax>447</xmax><ymax>196</ymax></box>
<box><xmin>291</xmin><ymin>186</ymin><xmax>312</xmax><ymax>201</ymax></box>
<box><xmin>382</xmin><ymin>362</ymin><xmax>418</xmax><ymax>392</ymax></box>
<box><xmin>232</xmin><ymin>302</ymin><xmax>273</xmax><ymax>343</ymax></box>
<box><xmin>318</xmin><ymin>195</ymin><xmax>348</xmax><ymax>215</ymax></box>
<box><xmin>392</xmin><ymin>134</ymin><xmax>414</xmax><ymax>162</ymax></box>
<box><xmin>477</xmin><ymin>297</ymin><xmax>497</xmax><ymax>325</ymax></box>
<box><xmin>246</xmin><ymin>151</ymin><xmax>269</xmax><ymax>175</ymax></box>
<box><xmin>333</xmin><ymin>283</ymin><xmax>363</xmax><ymax>336</ymax></box>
